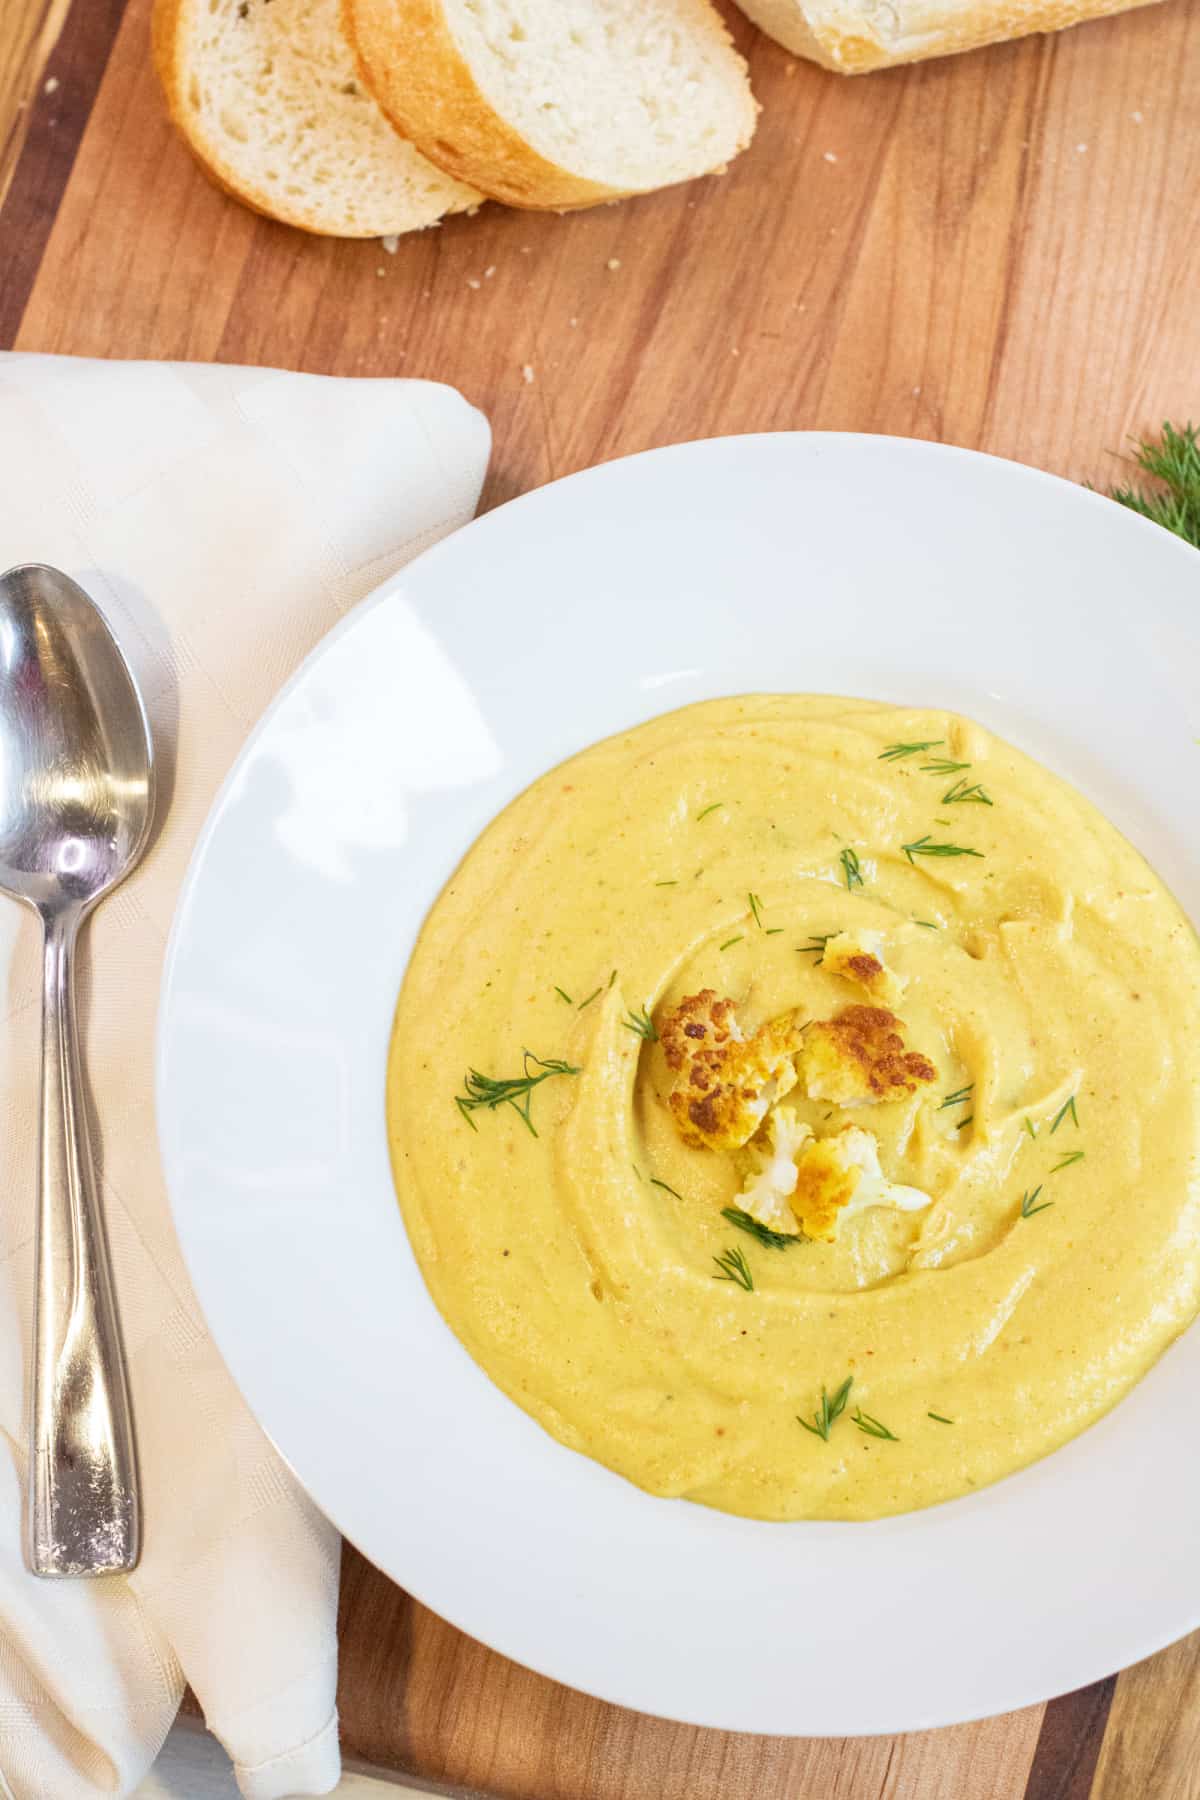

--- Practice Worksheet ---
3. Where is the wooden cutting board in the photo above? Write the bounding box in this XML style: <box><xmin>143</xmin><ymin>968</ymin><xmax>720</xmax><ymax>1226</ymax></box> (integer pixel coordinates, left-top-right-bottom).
<box><xmin>3</xmin><ymin>0</ymin><xmax>1200</xmax><ymax>1792</ymax></box>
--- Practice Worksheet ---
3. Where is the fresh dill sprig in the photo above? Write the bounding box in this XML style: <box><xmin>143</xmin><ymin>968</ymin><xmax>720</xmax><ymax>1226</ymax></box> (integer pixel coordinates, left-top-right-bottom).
<box><xmin>577</xmin><ymin>986</ymin><xmax>602</xmax><ymax>1010</ymax></box>
<box><xmin>654</xmin><ymin>879</ymin><xmax>678</xmax><ymax>887</ymax></box>
<box><xmin>957</xmin><ymin>1115</ymin><xmax>974</xmax><ymax>1132</ymax></box>
<box><xmin>852</xmin><ymin>1407</ymin><xmax>899</xmax><ymax>1442</ymax></box>
<box><xmin>748</xmin><ymin>891</ymin><xmax>765</xmax><ymax>928</ymax></box>
<box><xmin>456</xmin><ymin>1051</ymin><xmax>581</xmax><ymax>1136</ymax></box>
<box><xmin>914</xmin><ymin>919</ymin><xmax>939</xmax><ymax>930</ymax></box>
<box><xmin>920</xmin><ymin>758</ymin><xmax>970</xmax><ymax>776</ymax></box>
<box><xmin>1051</xmin><ymin>1149</ymin><xmax>1085</xmax><ymax>1173</ymax></box>
<box><xmin>879</xmin><ymin>739</ymin><xmax>944</xmax><ymax>761</ymax></box>
<box><xmin>1025</xmin><ymin>1116</ymin><xmax>1038</xmax><ymax>1139</ymax></box>
<box><xmin>902</xmin><ymin>836</ymin><xmax>984</xmax><ymax>864</ymax></box>
<box><xmin>841</xmin><ymin>847</ymin><xmax>863</xmax><ymax>890</ymax></box>
<box><xmin>1107</xmin><ymin>422</ymin><xmax>1200</xmax><ymax>550</ymax></box>
<box><xmin>765</xmin><ymin>927</ymin><xmax>784</xmax><ymax>936</ymax></box>
<box><xmin>650</xmin><ymin>1177</ymin><xmax>683</xmax><ymax>1200</ymax></box>
<box><xmin>798</xmin><ymin>934</ymin><xmax>833</xmax><ymax>957</ymax></box>
<box><xmin>696</xmin><ymin>801</ymin><xmax>724</xmax><ymax>821</ymax></box>
<box><xmin>1050</xmin><ymin>1095</ymin><xmax>1079</xmax><ymax>1133</ymax></box>
<box><xmin>622</xmin><ymin>1005</ymin><xmax>658</xmax><ymax>1042</ymax></box>
<box><xmin>942</xmin><ymin>777</ymin><xmax>993</xmax><ymax>806</ymax></box>
<box><xmin>721</xmin><ymin>1206</ymin><xmax>804</xmax><ymax>1249</ymax></box>
<box><xmin>720</xmin><ymin>934</ymin><xmax>744</xmax><ymax>951</ymax></box>
<box><xmin>712</xmin><ymin>1245</ymin><xmax>754</xmax><ymax>1291</ymax></box>
<box><xmin>928</xmin><ymin>1412</ymin><xmax>954</xmax><ymax>1425</ymax></box>
<box><xmin>939</xmin><ymin>1083</ymin><xmax>974</xmax><ymax>1110</ymax></box>
<box><xmin>798</xmin><ymin>1376</ymin><xmax>853</xmax><ymax>1441</ymax></box>
<box><xmin>1020</xmin><ymin>1185</ymin><xmax>1053</xmax><ymax>1217</ymax></box>
<box><xmin>554</xmin><ymin>986</ymin><xmax>573</xmax><ymax>1004</ymax></box>
<box><xmin>608</xmin><ymin>968</ymin><xmax>618</xmax><ymax>988</ymax></box>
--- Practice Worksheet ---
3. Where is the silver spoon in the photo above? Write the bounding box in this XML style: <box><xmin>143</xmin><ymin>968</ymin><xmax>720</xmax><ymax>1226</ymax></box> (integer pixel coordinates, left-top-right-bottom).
<box><xmin>0</xmin><ymin>564</ymin><xmax>154</xmax><ymax>1576</ymax></box>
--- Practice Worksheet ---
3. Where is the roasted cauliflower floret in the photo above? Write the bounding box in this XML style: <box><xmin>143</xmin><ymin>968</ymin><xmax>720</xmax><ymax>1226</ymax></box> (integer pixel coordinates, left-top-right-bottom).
<box><xmin>661</xmin><ymin>989</ymin><xmax>801</xmax><ymax>1151</ymax></box>
<box><xmin>820</xmin><ymin>929</ymin><xmax>906</xmax><ymax>1007</ymax></box>
<box><xmin>801</xmin><ymin>1005</ymin><xmax>936</xmax><ymax>1106</ymax></box>
<box><xmin>736</xmin><ymin>1105</ymin><xmax>812</xmax><ymax>1234</ymax></box>
<box><xmin>789</xmin><ymin>1124</ymin><xmax>932</xmax><ymax>1241</ymax></box>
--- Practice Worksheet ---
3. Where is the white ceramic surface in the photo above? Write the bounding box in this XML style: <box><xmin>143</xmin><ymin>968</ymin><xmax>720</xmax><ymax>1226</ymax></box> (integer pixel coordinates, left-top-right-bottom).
<box><xmin>158</xmin><ymin>434</ymin><xmax>1200</xmax><ymax>1737</ymax></box>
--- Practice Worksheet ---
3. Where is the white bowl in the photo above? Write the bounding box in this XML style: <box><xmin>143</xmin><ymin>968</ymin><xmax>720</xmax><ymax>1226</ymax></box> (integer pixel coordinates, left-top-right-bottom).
<box><xmin>158</xmin><ymin>434</ymin><xmax>1200</xmax><ymax>1736</ymax></box>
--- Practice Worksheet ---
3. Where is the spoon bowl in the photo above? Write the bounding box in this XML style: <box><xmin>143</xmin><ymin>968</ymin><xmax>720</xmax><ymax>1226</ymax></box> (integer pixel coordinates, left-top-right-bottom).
<box><xmin>0</xmin><ymin>563</ymin><xmax>154</xmax><ymax>1576</ymax></box>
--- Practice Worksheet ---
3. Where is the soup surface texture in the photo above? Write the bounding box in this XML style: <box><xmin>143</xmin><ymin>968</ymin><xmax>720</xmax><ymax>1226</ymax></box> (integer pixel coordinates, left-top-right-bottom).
<box><xmin>387</xmin><ymin>697</ymin><xmax>1200</xmax><ymax>1519</ymax></box>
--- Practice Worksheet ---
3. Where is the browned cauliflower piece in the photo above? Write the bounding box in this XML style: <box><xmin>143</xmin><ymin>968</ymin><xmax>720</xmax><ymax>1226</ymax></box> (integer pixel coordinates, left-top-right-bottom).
<box><xmin>661</xmin><ymin>989</ymin><xmax>801</xmax><ymax>1151</ymax></box>
<box><xmin>820</xmin><ymin>929</ymin><xmax>906</xmax><ymax>1007</ymax></box>
<box><xmin>800</xmin><ymin>1005</ymin><xmax>936</xmax><ymax>1106</ymax></box>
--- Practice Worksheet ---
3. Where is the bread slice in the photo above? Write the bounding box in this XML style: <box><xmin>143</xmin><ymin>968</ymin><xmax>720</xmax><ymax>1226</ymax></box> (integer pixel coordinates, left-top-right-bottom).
<box><xmin>344</xmin><ymin>0</ymin><xmax>758</xmax><ymax>211</ymax></box>
<box><xmin>153</xmin><ymin>0</ymin><xmax>482</xmax><ymax>238</ymax></box>
<box><xmin>732</xmin><ymin>0</ymin><xmax>1160</xmax><ymax>72</ymax></box>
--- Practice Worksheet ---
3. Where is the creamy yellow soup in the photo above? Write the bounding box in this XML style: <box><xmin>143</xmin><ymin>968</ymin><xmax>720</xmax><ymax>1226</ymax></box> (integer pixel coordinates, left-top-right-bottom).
<box><xmin>387</xmin><ymin>697</ymin><xmax>1200</xmax><ymax>1520</ymax></box>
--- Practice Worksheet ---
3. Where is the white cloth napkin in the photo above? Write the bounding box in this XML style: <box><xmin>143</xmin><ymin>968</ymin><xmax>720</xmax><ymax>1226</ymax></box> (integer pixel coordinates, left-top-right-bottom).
<box><xmin>0</xmin><ymin>354</ymin><xmax>491</xmax><ymax>1800</ymax></box>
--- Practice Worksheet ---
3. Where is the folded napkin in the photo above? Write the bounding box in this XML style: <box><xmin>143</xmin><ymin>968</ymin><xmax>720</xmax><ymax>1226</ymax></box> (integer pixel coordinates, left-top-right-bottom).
<box><xmin>0</xmin><ymin>354</ymin><xmax>491</xmax><ymax>1800</ymax></box>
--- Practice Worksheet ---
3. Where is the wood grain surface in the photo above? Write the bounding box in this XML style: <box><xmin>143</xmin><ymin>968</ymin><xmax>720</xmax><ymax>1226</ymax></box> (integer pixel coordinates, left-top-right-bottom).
<box><xmin>2</xmin><ymin>0</ymin><xmax>1199</xmax><ymax>1793</ymax></box>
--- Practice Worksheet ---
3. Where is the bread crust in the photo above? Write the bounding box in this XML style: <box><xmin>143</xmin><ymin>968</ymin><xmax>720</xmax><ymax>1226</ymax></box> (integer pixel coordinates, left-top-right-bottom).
<box><xmin>734</xmin><ymin>0</ymin><xmax>1161</xmax><ymax>71</ymax></box>
<box><xmin>343</xmin><ymin>0</ymin><xmax>623</xmax><ymax>208</ymax></box>
<box><xmin>153</xmin><ymin>0</ymin><xmax>477</xmax><ymax>236</ymax></box>
<box><xmin>345</xmin><ymin>0</ymin><xmax>754</xmax><ymax>210</ymax></box>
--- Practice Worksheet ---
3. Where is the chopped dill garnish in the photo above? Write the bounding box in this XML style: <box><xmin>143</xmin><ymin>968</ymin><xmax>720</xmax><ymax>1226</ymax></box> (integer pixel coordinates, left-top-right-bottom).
<box><xmin>798</xmin><ymin>933</ymin><xmax>833</xmax><ymax>957</ymax></box>
<box><xmin>852</xmin><ymin>1407</ymin><xmax>899</xmax><ymax>1442</ymax></box>
<box><xmin>622</xmin><ymin>1005</ymin><xmax>658</xmax><ymax>1042</ymax></box>
<box><xmin>765</xmin><ymin>927</ymin><xmax>784</xmax><ymax>936</ymax></box>
<box><xmin>631</xmin><ymin>1163</ymin><xmax>643</xmax><ymax>1182</ymax></box>
<box><xmin>798</xmin><ymin>1376</ymin><xmax>853</xmax><ymax>1441</ymax></box>
<box><xmin>748</xmin><ymin>890</ymin><xmax>765</xmax><ymax>928</ymax></box>
<box><xmin>841</xmin><ymin>847</ymin><xmax>863</xmax><ymax>890</ymax></box>
<box><xmin>939</xmin><ymin>1083</ymin><xmax>974</xmax><ymax>1110</ymax></box>
<box><xmin>1050</xmin><ymin>1095</ymin><xmax>1079</xmax><ymax>1133</ymax></box>
<box><xmin>720</xmin><ymin>934</ymin><xmax>744</xmax><ymax>951</ymax></box>
<box><xmin>902</xmin><ymin>836</ymin><xmax>984</xmax><ymax>864</ymax></box>
<box><xmin>957</xmin><ymin>1115</ymin><xmax>974</xmax><ymax>1132</ymax></box>
<box><xmin>1107</xmin><ymin>422</ymin><xmax>1200</xmax><ymax>550</ymax></box>
<box><xmin>712</xmin><ymin>1245</ymin><xmax>754</xmax><ymax>1291</ymax></box>
<box><xmin>920</xmin><ymin>757</ymin><xmax>970</xmax><ymax>775</ymax></box>
<box><xmin>914</xmin><ymin>919</ymin><xmax>939</xmax><ymax>929</ymax></box>
<box><xmin>1020</xmin><ymin>1185</ymin><xmax>1053</xmax><ymax>1217</ymax></box>
<box><xmin>650</xmin><ymin>1177</ymin><xmax>683</xmax><ymax>1200</ymax></box>
<box><xmin>577</xmin><ymin>987</ymin><xmax>603</xmax><ymax>1010</ymax></box>
<box><xmin>942</xmin><ymin>777</ymin><xmax>993</xmax><ymax>806</ymax></box>
<box><xmin>928</xmin><ymin>1412</ymin><xmax>954</xmax><ymax>1425</ymax></box>
<box><xmin>1051</xmin><ymin>1149</ymin><xmax>1085</xmax><ymax>1173</ymax></box>
<box><xmin>722</xmin><ymin>1206</ymin><xmax>804</xmax><ymax>1249</ymax></box>
<box><xmin>554</xmin><ymin>986</ymin><xmax>573</xmax><ymax>1004</ymax></box>
<box><xmin>654</xmin><ymin>879</ymin><xmax>678</xmax><ymax>887</ymax></box>
<box><xmin>1025</xmin><ymin>1116</ymin><xmax>1038</xmax><ymax>1140</ymax></box>
<box><xmin>456</xmin><ymin>1051</ymin><xmax>581</xmax><ymax>1137</ymax></box>
<box><xmin>608</xmin><ymin>968</ymin><xmax>618</xmax><ymax>988</ymax></box>
<box><xmin>879</xmin><ymin>739</ymin><xmax>944</xmax><ymax>762</ymax></box>
<box><xmin>696</xmin><ymin>801</ymin><xmax>724</xmax><ymax>821</ymax></box>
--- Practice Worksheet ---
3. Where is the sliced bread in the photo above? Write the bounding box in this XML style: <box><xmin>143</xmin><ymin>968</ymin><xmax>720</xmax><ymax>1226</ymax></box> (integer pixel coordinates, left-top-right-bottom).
<box><xmin>153</xmin><ymin>0</ymin><xmax>482</xmax><ymax>238</ymax></box>
<box><xmin>732</xmin><ymin>0</ymin><xmax>1161</xmax><ymax>72</ymax></box>
<box><xmin>344</xmin><ymin>0</ymin><xmax>758</xmax><ymax>211</ymax></box>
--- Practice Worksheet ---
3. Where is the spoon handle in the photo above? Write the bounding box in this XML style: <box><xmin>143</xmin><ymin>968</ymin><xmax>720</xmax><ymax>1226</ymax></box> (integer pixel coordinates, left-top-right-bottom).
<box><xmin>28</xmin><ymin>909</ymin><xmax>140</xmax><ymax>1577</ymax></box>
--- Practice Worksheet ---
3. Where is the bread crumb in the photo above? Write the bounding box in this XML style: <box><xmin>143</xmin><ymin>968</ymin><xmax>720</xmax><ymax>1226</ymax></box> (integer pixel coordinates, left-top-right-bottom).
<box><xmin>1075</xmin><ymin>142</ymin><xmax>1088</xmax><ymax>154</ymax></box>
<box><xmin>43</xmin><ymin>76</ymin><xmax>58</xmax><ymax>94</ymax></box>
<box><xmin>376</xmin><ymin>268</ymin><xmax>386</xmax><ymax>278</ymax></box>
<box><xmin>484</xmin><ymin>265</ymin><xmax>496</xmax><ymax>279</ymax></box>
<box><xmin>823</xmin><ymin>150</ymin><xmax>838</xmax><ymax>163</ymax></box>
<box><xmin>522</xmin><ymin>364</ymin><xmax>535</xmax><ymax>384</ymax></box>
<box><xmin>1130</xmin><ymin>109</ymin><xmax>1144</xmax><ymax>123</ymax></box>
<box><xmin>380</xmin><ymin>234</ymin><xmax>399</xmax><ymax>254</ymax></box>
<box><xmin>466</xmin><ymin>278</ymin><xmax>481</xmax><ymax>289</ymax></box>
<box><xmin>607</xmin><ymin>257</ymin><xmax>621</xmax><ymax>271</ymax></box>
